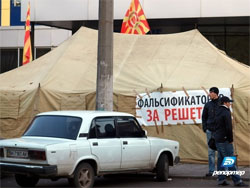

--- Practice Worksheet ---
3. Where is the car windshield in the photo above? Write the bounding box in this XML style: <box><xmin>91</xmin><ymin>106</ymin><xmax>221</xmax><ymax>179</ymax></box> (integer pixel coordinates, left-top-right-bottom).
<box><xmin>24</xmin><ymin>115</ymin><xmax>82</xmax><ymax>140</ymax></box>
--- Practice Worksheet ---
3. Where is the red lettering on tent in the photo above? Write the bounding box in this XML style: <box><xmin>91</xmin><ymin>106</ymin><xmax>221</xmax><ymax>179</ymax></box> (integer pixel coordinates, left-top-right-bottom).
<box><xmin>172</xmin><ymin>108</ymin><xmax>177</xmax><ymax>120</ymax></box>
<box><xmin>153</xmin><ymin>110</ymin><xmax>159</xmax><ymax>121</ymax></box>
<box><xmin>196</xmin><ymin>107</ymin><xmax>203</xmax><ymax>119</ymax></box>
<box><xmin>147</xmin><ymin>110</ymin><xmax>152</xmax><ymax>121</ymax></box>
<box><xmin>190</xmin><ymin>107</ymin><xmax>195</xmax><ymax>119</ymax></box>
<box><xmin>179</xmin><ymin>108</ymin><xmax>189</xmax><ymax>120</ymax></box>
<box><xmin>164</xmin><ymin>109</ymin><xmax>171</xmax><ymax>120</ymax></box>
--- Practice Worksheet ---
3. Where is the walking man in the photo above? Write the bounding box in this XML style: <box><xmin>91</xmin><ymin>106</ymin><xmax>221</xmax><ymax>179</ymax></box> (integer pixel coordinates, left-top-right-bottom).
<box><xmin>214</xmin><ymin>96</ymin><xmax>248</xmax><ymax>186</ymax></box>
<box><xmin>202</xmin><ymin>87</ymin><xmax>220</xmax><ymax>176</ymax></box>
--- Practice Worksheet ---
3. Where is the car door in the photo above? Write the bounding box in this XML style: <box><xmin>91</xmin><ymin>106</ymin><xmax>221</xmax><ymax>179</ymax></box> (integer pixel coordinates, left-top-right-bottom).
<box><xmin>117</xmin><ymin>117</ymin><xmax>151</xmax><ymax>169</ymax></box>
<box><xmin>88</xmin><ymin>117</ymin><xmax>122</xmax><ymax>171</ymax></box>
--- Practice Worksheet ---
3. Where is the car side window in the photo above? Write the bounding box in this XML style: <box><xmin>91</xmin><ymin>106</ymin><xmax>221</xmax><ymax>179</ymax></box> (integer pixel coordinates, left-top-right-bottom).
<box><xmin>88</xmin><ymin>118</ymin><xmax>116</xmax><ymax>139</ymax></box>
<box><xmin>117</xmin><ymin>117</ymin><xmax>144</xmax><ymax>138</ymax></box>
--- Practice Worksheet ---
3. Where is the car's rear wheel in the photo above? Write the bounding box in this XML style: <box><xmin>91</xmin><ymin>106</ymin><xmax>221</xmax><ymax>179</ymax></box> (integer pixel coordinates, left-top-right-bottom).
<box><xmin>156</xmin><ymin>154</ymin><xmax>169</xmax><ymax>181</ymax></box>
<box><xmin>72</xmin><ymin>163</ymin><xmax>95</xmax><ymax>188</ymax></box>
<box><xmin>15</xmin><ymin>174</ymin><xmax>39</xmax><ymax>187</ymax></box>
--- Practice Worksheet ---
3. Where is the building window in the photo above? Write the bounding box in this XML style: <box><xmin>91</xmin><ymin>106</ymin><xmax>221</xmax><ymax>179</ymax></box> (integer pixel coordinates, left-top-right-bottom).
<box><xmin>0</xmin><ymin>47</ymin><xmax>52</xmax><ymax>74</ymax></box>
<box><xmin>12</xmin><ymin>0</ymin><xmax>21</xmax><ymax>7</ymax></box>
<box><xmin>0</xmin><ymin>49</ymin><xmax>18</xmax><ymax>73</ymax></box>
<box><xmin>19</xmin><ymin>48</ymin><xmax>23</xmax><ymax>67</ymax></box>
<box><xmin>36</xmin><ymin>48</ymin><xmax>51</xmax><ymax>59</ymax></box>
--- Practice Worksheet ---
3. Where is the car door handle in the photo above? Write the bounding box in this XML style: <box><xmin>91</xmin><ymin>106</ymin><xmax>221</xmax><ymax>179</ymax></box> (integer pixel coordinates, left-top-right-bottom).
<box><xmin>92</xmin><ymin>142</ymin><xmax>98</xmax><ymax>146</ymax></box>
<box><xmin>123</xmin><ymin>141</ymin><xmax>128</xmax><ymax>145</ymax></box>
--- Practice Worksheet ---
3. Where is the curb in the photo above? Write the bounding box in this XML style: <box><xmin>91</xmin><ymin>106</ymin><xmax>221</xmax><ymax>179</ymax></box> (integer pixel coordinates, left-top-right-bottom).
<box><xmin>1</xmin><ymin>173</ymin><xmax>249</xmax><ymax>181</ymax></box>
<box><xmin>170</xmin><ymin>175</ymin><xmax>249</xmax><ymax>181</ymax></box>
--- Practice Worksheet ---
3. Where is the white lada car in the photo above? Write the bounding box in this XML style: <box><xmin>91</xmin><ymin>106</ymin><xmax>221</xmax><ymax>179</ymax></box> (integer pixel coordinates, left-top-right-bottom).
<box><xmin>0</xmin><ymin>111</ymin><xmax>180</xmax><ymax>188</ymax></box>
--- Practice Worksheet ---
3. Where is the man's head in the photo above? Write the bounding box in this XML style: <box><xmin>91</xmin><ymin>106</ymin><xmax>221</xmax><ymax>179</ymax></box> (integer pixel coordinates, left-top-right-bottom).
<box><xmin>220</xmin><ymin>96</ymin><xmax>233</xmax><ymax>108</ymax></box>
<box><xmin>209</xmin><ymin>87</ymin><xmax>219</xmax><ymax>99</ymax></box>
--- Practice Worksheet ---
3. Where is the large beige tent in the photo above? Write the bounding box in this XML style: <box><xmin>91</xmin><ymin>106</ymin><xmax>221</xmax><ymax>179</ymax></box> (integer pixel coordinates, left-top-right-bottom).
<box><xmin>0</xmin><ymin>27</ymin><xmax>249</xmax><ymax>165</ymax></box>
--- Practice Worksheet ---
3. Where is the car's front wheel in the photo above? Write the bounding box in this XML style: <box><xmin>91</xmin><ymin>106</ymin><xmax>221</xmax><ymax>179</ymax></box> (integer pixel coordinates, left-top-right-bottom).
<box><xmin>156</xmin><ymin>154</ymin><xmax>169</xmax><ymax>181</ymax></box>
<box><xmin>15</xmin><ymin>174</ymin><xmax>39</xmax><ymax>187</ymax></box>
<box><xmin>72</xmin><ymin>163</ymin><xmax>95</xmax><ymax>188</ymax></box>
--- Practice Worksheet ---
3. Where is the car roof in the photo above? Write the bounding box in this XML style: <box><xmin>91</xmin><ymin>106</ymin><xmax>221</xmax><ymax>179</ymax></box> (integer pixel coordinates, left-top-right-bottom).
<box><xmin>37</xmin><ymin>110</ymin><xmax>134</xmax><ymax>119</ymax></box>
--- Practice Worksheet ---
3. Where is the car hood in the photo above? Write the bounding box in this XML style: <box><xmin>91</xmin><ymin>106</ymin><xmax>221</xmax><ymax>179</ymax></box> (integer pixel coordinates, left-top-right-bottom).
<box><xmin>0</xmin><ymin>137</ymin><xmax>72</xmax><ymax>149</ymax></box>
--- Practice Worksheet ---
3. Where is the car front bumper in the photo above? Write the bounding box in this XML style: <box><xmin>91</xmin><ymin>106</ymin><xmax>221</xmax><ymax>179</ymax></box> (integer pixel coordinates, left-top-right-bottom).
<box><xmin>0</xmin><ymin>162</ymin><xmax>57</xmax><ymax>176</ymax></box>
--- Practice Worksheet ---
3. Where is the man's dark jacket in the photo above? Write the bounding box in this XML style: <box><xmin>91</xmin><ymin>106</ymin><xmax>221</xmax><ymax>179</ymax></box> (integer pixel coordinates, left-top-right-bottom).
<box><xmin>202</xmin><ymin>98</ymin><xmax>220</xmax><ymax>132</ymax></box>
<box><xmin>214</xmin><ymin>105</ymin><xmax>233</xmax><ymax>143</ymax></box>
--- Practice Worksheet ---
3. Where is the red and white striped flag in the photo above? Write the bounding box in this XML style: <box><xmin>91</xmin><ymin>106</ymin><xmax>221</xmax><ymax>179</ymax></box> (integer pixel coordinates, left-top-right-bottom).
<box><xmin>22</xmin><ymin>2</ymin><xmax>32</xmax><ymax>65</ymax></box>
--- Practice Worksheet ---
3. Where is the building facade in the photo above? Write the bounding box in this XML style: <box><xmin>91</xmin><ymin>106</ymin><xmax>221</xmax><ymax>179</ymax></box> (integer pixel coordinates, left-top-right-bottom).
<box><xmin>0</xmin><ymin>0</ymin><xmax>72</xmax><ymax>73</ymax></box>
<box><xmin>0</xmin><ymin>0</ymin><xmax>249</xmax><ymax>74</ymax></box>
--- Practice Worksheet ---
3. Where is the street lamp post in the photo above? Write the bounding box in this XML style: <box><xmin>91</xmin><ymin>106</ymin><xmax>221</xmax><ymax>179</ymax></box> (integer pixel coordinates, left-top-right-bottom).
<box><xmin>96</xmin><ymin>0</ymin><xmax>114</xmax><ymax>111</ymax></box>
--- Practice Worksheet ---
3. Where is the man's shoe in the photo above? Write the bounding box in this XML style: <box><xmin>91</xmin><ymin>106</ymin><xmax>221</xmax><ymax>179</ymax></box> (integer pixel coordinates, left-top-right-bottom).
<box><xmin>235</xmin><ymin>182</ymin><xmax>248</xmax><ymax>187</ymax></box>
<box><xmin>218</xmin><ymin>181</ymin><xmax>230</xmax><ymax>186</ymax></box>
<box><xmin>206</xmin><ymin>172</ymin><xmax>213</xmax><ymax>177</ymax></box>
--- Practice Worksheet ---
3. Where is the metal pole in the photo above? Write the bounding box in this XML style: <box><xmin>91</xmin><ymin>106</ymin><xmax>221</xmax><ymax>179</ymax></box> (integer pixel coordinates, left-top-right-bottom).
<box><xmin>96</xmin><ymin>0</ymin><xmax>114</xmax><ymax>111</ymax></box>
<box><xmin>31</xmin><ymin>22</ymin><xmax>35</xmax><ymax>60</ymax></box>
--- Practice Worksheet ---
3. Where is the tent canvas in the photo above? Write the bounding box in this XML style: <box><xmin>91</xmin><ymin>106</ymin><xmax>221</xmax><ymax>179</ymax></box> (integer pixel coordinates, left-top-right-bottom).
<box><xmin>0</xmin><ymin>27</ymin><xmax>249</xmax><ymax>165</ymax></box>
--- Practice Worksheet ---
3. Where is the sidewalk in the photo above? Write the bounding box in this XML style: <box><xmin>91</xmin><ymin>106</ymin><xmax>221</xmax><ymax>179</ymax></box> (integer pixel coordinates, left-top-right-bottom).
<box><xmin>1</xmin><ymin>163</ymin><xmax>249</xmax><ymax>182</ymax></box>
<box><xmin>170</xmin><ymin>163</ymin><xmax>250</xmax><ymax>181</ymax></box>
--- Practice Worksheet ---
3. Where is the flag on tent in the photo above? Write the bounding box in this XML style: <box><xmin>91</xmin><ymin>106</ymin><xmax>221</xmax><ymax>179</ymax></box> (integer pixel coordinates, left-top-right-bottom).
<box><xmin>22</xmin><ymin>2</ymin><xmax>32</xmax><ymax>65</ymax></box>
<box><xmin>121</xmin><ymin>0</ymin><xmax>150</xmax><ymax>34</ymax></box>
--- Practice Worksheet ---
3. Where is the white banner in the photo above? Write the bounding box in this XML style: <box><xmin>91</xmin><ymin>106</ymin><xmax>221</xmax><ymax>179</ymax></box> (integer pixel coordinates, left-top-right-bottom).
<box><xmin>136</xmin><ymin>88</ymin><xmax>231</xmax><ymax>126</ymax></box>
